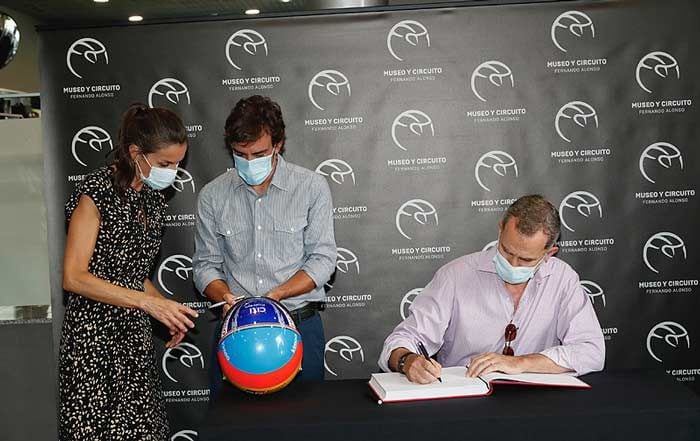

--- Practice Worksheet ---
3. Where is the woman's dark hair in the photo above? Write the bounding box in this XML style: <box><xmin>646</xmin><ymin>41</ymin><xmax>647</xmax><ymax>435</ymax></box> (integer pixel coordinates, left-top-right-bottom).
<box><xmin>111</xmin><ymin>103</ymin><xmax>187</xmax><ymax>197</ymax></box>
<box><xmin>224</xmin><ymin>95</ymin><xmax>286</xmax><ymax>154</ymax></box>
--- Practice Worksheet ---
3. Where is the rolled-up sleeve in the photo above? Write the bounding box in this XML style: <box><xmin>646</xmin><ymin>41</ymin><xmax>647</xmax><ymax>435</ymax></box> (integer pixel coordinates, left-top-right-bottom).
<box><xmin>300</xmin><ymin>174</ymin><xmax>337</xmax><ymax>288</ymax></box>
<box><xmin>378</xmin><ymin>267</ymin><xmax>455</xmax><ymax>372</ymax></box>
<box><xmin>539</xmin><ymin>272</ymin><xmax>605</xmax><ymax>376</ymax></box>
<box><xmin>192</xmin><ymin>186</ymin><xmax>226</xmax><ymax>295</ymax></box>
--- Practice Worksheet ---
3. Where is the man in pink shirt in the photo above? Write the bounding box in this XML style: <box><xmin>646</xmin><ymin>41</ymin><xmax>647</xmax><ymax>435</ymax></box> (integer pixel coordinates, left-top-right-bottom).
<box><xmin>379</xmin><ymin>194</ymin><xmax>605</xmax><ymax>384</ymax></box>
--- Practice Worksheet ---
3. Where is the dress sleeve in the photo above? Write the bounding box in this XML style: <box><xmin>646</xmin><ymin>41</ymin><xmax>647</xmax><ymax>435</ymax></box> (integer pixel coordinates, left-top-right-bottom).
<box><xmin>65</xmin><ymin>169</ymin><xmax>112</xmax><ymax>222</ymax></box>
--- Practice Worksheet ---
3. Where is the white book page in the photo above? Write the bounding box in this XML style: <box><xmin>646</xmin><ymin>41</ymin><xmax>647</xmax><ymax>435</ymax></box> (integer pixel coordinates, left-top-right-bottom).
<box><xmin>370</xmin><ymin>367</ymin><xmax>489</xmax><ymax>401</ymax></box>
<box><xmin>480</xmin><ymin>371</ymin><xmax>588</xmax><ymax>387</ymax></box>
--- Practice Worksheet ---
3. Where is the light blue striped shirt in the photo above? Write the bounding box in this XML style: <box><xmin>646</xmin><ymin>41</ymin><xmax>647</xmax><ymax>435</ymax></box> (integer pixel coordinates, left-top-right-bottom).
<box><xmin>193</xmin><ymin>156</ymin><xmax>337</xmax><ymax>311</ymax></box>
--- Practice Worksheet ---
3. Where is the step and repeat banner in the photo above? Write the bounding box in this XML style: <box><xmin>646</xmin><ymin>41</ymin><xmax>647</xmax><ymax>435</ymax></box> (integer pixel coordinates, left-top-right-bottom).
<box><xmin>42</xmin><ymin>0</ymin><xmax>699</xmax><ymax>437</ymax></box>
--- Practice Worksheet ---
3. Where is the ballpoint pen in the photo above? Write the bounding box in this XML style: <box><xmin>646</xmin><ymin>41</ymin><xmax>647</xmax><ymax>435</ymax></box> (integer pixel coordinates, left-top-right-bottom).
<box><xmin>417</xmin><ymin>341</ymin><xmax>442</xmax><ymax>383</ymax></box>
<box><xmin>208</xmin><ymin>295</ymin><xmax>246</xmax><ymax>309</ymax></box>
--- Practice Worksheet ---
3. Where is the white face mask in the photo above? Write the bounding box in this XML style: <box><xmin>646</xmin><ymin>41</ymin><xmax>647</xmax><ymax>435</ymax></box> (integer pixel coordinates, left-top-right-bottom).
<box><xmin>234</xmin><ymin>152</ymin><xmax>274</xmax><ymax>186</ymax></box>
<box><xmin>136</xmin><ymin>154</ymin><xmax>178</xmax><ymax>190</ymax></box>
<box><xmin>492</xmin><ymin>247</ymin><xmax>546</xmax><ymax>284</ymax></box>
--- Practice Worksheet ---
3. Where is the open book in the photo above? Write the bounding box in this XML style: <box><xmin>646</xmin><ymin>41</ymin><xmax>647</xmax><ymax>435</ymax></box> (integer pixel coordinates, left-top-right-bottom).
<box><xmin>368</xmin><ymin>366</ymin><xmax>590</xmax><ymax>404</ymax></box>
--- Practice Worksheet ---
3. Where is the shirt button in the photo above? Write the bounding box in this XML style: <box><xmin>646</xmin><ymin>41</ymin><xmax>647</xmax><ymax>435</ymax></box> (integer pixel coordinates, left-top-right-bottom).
<box><xmin>257</xmin><ymin>225</ymin><xmax>262</xmax><ymax>230</ymax></box>
<box><xmin>257</xmin><ymin>253</ymin><xmax>262</xmax><ymax>258</ymax></box>
<box><xmin>258</xmin><ymin>279</ymin><xmax>263</xmax><ymax>284</ymax></box>
<box><xmin>256</xmin><ymin>198</ymin><xmax>262</xmax><ymax>203</ymax></box>
<box><xmin>291</xmin><ymin>227</ymin><xmax>295</xmax><ymax>232</ymax></box>
<box><xmin>226</xmin><ymin>230</ymin><xmax>231</xmax><ymax>235</ymax></box>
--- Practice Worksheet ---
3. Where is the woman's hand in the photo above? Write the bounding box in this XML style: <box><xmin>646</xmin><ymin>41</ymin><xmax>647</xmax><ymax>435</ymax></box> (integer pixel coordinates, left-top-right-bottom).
<box><xmin>140</xmin><ymin>296</ymin><xmax>199</xmax><ymax>335</ymax></box>
<box><xmin>166</xmin><ymin>331</ymin><xmax>186</xmax><ymax>348</ymax></box>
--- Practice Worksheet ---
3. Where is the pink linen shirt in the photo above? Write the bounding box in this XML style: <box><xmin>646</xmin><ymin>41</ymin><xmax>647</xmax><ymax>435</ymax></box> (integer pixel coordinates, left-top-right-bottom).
<box><xmin>379</xmin><ymin>248</ymin><xmax>605</xmax><ymax>375</ymax></box>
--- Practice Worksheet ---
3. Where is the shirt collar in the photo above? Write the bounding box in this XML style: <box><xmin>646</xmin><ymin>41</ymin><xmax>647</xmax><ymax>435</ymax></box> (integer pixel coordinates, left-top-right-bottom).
<box><xmin>477</xmin><ymin>246</ymin><xmax>554</xmax><ymax>281</ymax></box>
<box><xmin>231</xmin><ymin>170</ymin><xmax>245</xmax><ymax>189</ymax></box>
<box><xmin>230</xmin><ymin>154</ymin><xmax>290</xmax><ymax>192</ymax></box>
<box><xmin>269</xmin><ymin>155</ymin><xmax>290</xmax><ymax>191</ymax></box>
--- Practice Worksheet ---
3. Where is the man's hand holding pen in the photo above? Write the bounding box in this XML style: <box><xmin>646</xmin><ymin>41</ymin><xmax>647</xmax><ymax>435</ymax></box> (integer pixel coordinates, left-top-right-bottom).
<box><xmin>403</xmin><ymin>353</ymin><xmax>443</xmax><ymax>384</ymax></box>
<box><xmin>417</xmin><ymin>341</ymin><xmax>442</xmax><ymax>383</ymax></box>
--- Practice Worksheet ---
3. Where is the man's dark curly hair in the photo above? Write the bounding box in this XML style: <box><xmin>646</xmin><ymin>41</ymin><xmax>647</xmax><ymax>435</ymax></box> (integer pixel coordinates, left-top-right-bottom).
<box><xmin>224</xmin><ymin>95</ymin><xmax>286</xmax><ymax>154</ymax></box>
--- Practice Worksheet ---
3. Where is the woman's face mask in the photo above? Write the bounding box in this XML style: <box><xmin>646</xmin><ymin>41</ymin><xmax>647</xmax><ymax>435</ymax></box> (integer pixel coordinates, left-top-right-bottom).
<box><xmin>136</xmin><ymin>154</ymin><xmax>178</xmax><ymax>190</ymax></box>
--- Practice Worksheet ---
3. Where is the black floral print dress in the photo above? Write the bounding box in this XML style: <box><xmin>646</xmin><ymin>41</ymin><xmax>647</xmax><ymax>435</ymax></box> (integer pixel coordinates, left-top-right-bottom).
<box><xmin>59</xmin><ymin>167</ymin><xmax>169</xmax><ymax>440</ymax></box>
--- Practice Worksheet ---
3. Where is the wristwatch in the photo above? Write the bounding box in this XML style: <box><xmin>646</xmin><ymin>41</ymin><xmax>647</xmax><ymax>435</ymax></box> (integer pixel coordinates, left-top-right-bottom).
<box><xmin>397</xmin><ymin>352</ymin><xmax>413</xmax><ymax>375</ymax></box>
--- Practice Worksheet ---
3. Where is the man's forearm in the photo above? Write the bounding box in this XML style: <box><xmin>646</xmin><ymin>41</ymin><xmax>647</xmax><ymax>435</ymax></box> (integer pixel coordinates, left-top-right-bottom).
<box><xmin>267</xmin><ymin>270</ymin><xmax>316</xmax><ymax>302</ymax></box>
<box><xmin>519</xmin><ymin>353</ymin><xmax>572</xmax><ymax>374</ymax></box>
<box><xmin>203</xmin><ymin>279</ymin><xmax>234</xmax><ymax>303</ymax></box>
<box><xmin>387</xmin><ymin>347</ymin><xmax>413</xmax><ymax>372</ymax></box>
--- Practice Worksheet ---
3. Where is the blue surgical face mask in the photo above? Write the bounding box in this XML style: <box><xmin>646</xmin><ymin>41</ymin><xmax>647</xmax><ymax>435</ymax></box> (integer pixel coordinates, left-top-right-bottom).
<box><xmin>234</xmin><ymin>152</ymin><xmax>275</xmax><ymax>186</ymax></box>
<box><xmin>492</xmin><ymin>247</ymin><xmax>546</xmax><ymax>285</ymax></box>
<box><xmin>137</xmin><ymin>154</ymin><xmax>178</xmax><ymax>191</ymax></box>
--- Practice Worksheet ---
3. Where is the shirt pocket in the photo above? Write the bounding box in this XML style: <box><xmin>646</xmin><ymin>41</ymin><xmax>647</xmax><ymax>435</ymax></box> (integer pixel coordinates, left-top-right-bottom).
<box><xmin>216</xmin><ymin>221</ymin><xmax>252</xmax><ymax>263</ymax></box>
<box><xmin>272</xmin><ymin>216</ymin><xmax>308</xmax><ymax>262</ymax></box>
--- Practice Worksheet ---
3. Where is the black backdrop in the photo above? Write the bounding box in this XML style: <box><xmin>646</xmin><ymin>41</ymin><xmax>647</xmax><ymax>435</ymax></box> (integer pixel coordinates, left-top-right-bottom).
<box><xmin>41</xmin><ymin>0</ymin><xmax>700</xmax><ymax>438</ymax></box>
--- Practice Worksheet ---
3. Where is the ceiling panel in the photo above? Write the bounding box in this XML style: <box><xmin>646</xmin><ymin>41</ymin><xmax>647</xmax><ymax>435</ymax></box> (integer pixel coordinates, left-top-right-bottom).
<box><xmin>1</xmin><ymin>0</ymin><xmax>562</xmax><ymax>27</ymax></box>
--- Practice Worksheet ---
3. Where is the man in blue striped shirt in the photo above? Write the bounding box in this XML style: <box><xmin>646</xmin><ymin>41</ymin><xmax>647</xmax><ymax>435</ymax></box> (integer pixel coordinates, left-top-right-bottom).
<box><xmin>193</xmin><ymin>96</ymin><xmax>337</xmax><ymax>385</ymax></box>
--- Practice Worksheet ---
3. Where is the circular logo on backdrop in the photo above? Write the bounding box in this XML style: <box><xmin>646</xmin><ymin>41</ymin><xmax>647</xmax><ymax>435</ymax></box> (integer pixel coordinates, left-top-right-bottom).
<box><xmin>638</xmin><ymin>142</ymin><xmax>683</xmax><ymax>184</ymax></box>
<box><xmin>66</xmin><ymin>37</ymin><xmax>109</xmax><ymax>79</ymax></box>
<box><xmin>315</xmin><ymin>159</ymin><xmax>355</xmax><ymax>185</ymax></box>
<box><xmin>580</xmin><ymin>280</ymin><xmax>605</xmax><ymax>308</ymax></box>
<box><xmin>474</xmin><ymin>150</ymin><xmax>518</xmax><ymax>192</ymax></box>
<box><xmin>391</xmin><ymin>110</ymin><xmax>435</xmax><ymax>152</ymax></box>
<box><xmin>335</xmin><ymin>247</ymin><xmax>360</xmax><ymax>274</ymax></box>
<box><xmin>161</xmin><ymin>342</ymin><xmax>205</xmax><ymax>383</ymax></box>
<box><xmin>171</xmin><ymin>430</ymin><xmax>198</xmax><ymax>441</ymax></box>
<box><xmin>148</xmin><ymin>78</ymin><xmax>191</xmax><ymax>108</ymax></box>
<box><xmin>307</xmin><ymin>70</ymin><xmax>351</xmax><ymax>111</ymax></box>
<box><xmin>558</xmin><ymin>191</ymin><xmax>603</xmax><ymax>233</ymax></box>
<box><xmin>324</xmin><ymin>335</ymin><xmax>365</xmax><ymax>377</ymax></box>
<box><xmin>71</xmin><ymin>126</ymin><xmax>113</xmax><ymax>167</ymax></box>
<box><xmin>635</xmin><ymin>51</ymin><xmax>680</xmax><ymax>94</ymax></box>
<box><xmin>643</xmin><ymin>232</ymin><xmax>686</xmax><ymax>274</ymax></box>
<box><xmin>646</xmin><ymin>321</ymin><xmax>690</xmax><ymax>363</ymax></box>
<box><xmin>555</xmin><ymin>101</ymin><xmax>598</xmax><ymax>143</ymax></box>
<box><xmin>386</xmin><ymin>20</ymin><xmax>431</xmax><ymax>62</ymax></box>
<box><xmin>550</xmin><ymin>11</ymin><xmax>595</xmax><ymax>53</ymax></box>
<box><xmin>470</xmin><ymin>61</ymin><xmax>514</xmax><ymax>103</ymax></box>
<box><xmin>225</xmin><ymin>29</ymin><xmax>268</xmax><ymax>71</ymax></box>
<box><xmin>172</xmin><ymin>167</ymin><xmax>196</xmax><ymax>193</ymax></box>
<box><xmin>395</xmin><ymin>199</ymin><xmax>439</xmax><ymax>240</ymax></box>
<box><xmin>157</xmin><ymin>255</ymin><xmax>193</xmax><ymax>296</ymax></box>
<box><xmin>400</xmin><ymin>288</ymin><xmax>424</xmax><ymax>320</ymax></box>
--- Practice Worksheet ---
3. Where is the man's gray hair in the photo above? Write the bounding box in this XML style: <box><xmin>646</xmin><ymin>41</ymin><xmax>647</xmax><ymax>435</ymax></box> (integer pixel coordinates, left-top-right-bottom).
<box><xmin>501</xmin><ymin>195</ymin><xmax>560</xmax><ymax>248</ymax></box>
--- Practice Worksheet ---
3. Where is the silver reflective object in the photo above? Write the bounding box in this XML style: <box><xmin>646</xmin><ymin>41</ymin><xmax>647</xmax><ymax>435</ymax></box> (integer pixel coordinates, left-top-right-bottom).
<box><xmin>0</xmin><ymin>12</ymin><xmax>21</xmax><ymax>69</ymax></box>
